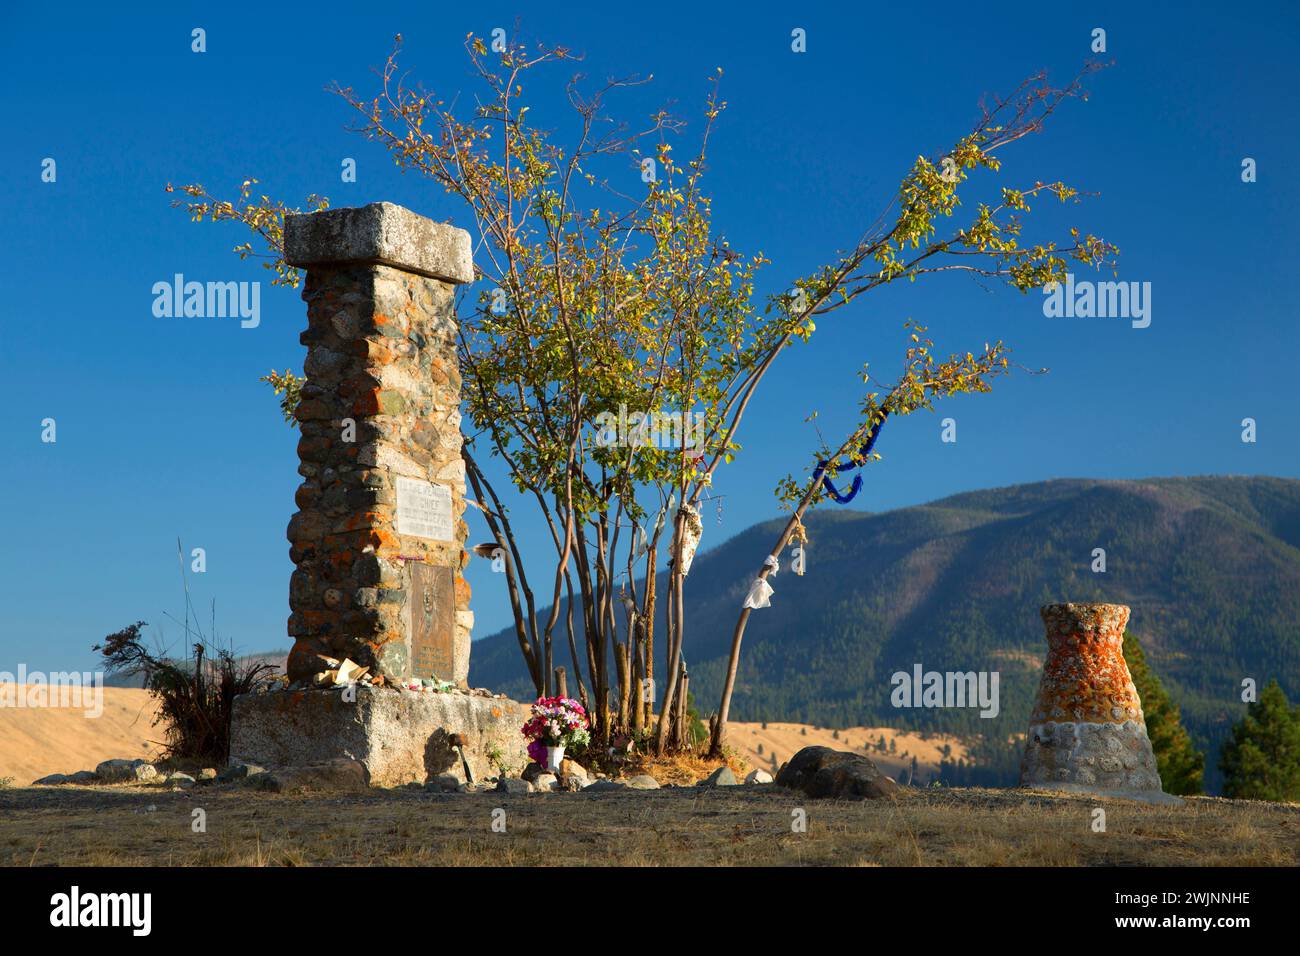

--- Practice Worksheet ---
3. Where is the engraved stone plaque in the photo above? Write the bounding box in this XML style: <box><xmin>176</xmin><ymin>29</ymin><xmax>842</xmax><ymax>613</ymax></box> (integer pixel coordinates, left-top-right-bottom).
<box><xmin>409</xmin><ymin>562</ymin><xmax>455</xmax><ymax>680</ymax></box>
<box><xmin>395</xmin><ymin>477</ymin><xmax>453</xmax><ymax>541</ymax></box>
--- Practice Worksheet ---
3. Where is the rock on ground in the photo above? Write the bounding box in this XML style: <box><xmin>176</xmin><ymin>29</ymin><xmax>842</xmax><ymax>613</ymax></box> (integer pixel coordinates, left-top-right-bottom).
<box><xmin>95</xmin><ymin>759</ymin><xmax>158</xmax><ymax>784</ymax></box>
<box><xmin>700</xmin><ymin>766</ymin><xmax>738</xmax><ymax>787</ymax></box>
<box><xmin>775</xmin><ymin>746</ymin><xmax>898</xmax><ymax>800</ymax></box>
<box><xmin>217</xmin><ymin>760</ymin><xmax>267</xmax><ymax>783</ymax></box>
<box><xmin>559</xmin><ymin>758</ymin><xmax>589</xmax><ymax>781</ymax></box>
<box><xmin>494</xmin><ymin>777</ymin><xmax>532</xmax><ymax>795</ymax></box>
<box><xmin>424</xmin><ymin>773</ymin><xmax>461</xmax><ymax>793</ymax></box>
<box><xmin>745</xmin><ymin>769</ymin><xmax>774</xmax><ymax>784</ymax></box>
<box><xmin>250</xmin><ymin>758</ymin><xmax>370</xmax><ymax>793</ymax></box>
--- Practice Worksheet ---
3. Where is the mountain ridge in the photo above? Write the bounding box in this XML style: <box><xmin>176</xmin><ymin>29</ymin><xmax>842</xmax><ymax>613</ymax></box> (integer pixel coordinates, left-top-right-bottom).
<box><xmin>468</xmin><ymin>475</ymin><xmax>1300</xmax><ymax>792</ymax></box>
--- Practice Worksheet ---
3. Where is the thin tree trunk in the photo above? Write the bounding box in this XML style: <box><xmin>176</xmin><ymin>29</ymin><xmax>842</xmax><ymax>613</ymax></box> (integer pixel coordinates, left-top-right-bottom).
<box><xmin>614</xmin><ymin>642</ymin><xmax>630</xmax><ymax>732</ymax></box>
<box><xmin>676</xmin><ymin>668</ymin><xmax>690</xmax><ymax>748</ymax></box>
<box><xmin>656</xmin><ymin>514</ymin><xmax>687</xmax><ymax>753</ymax></box>
<box><xmin>641</xmin><ymin>545</ymin><xmax>657</xmax><ymax>726</ymax></box>
<box><xmin>709</xmin><ymin>410</ymin><xmax>893</xmax><ymax>756</ymax></box>
<box><xmin>563</xmin><ymin>572</ymin><xmax>588</xmax><ymax>709</ymax></box>
<box><xmin>463</xmin><ymin>450</ymin><xmax>543</xmax><ymax>693</ymax></box>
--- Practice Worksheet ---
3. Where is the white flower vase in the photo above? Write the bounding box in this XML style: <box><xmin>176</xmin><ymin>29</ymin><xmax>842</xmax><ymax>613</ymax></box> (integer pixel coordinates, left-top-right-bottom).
<box><xmin>545</xmin><ymin>745</ymin><xmax>566</xmax><ymax>772</ymax></box>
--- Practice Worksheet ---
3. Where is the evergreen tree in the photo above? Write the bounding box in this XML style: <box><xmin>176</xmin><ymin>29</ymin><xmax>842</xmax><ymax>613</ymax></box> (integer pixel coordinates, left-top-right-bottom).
<box><xmin>1220</xmin><ymin>679</ymin><xmax>1300</xmax><ymax>802</ymax></box>
<box><xmin>1123</xmin><ymin>632</ymin><xmax>1205</xmax><ymax>795</ymax></box>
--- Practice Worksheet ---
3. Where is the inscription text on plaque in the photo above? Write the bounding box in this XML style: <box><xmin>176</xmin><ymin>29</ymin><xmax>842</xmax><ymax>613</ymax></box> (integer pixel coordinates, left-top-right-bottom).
<box><xmin>395</xmin><ymin>477</ymin><xmax>453</xmax><ymax>541</ymax></box>
<box><xmin>409</xmin><ymin>563</ymin><xmax>455</xmax><ymax>680</ymax></box>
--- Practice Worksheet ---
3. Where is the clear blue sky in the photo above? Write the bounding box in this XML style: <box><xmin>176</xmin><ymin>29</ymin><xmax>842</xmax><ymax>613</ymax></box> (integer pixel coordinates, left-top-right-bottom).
<box><xmin>2</xmin><ymin>1</ymin><xmax>1297</xmax><ymax>672</ymax></box>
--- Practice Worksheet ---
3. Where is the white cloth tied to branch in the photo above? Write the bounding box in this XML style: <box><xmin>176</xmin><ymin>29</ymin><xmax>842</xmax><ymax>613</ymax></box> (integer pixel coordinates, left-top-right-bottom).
<box><xmin>676</xmin><ymin>503</ymin><xmax>703</xmax><ymax>576</ymax></box>
<box><xmin>763</xmin><ymin>555</ymin><xmax>779</xmax><ymax>575</ymax></box>
<box><xmin>743</xmin><ymin>577</ymin><xmax>774</xmax><ymax>610</ymax></box>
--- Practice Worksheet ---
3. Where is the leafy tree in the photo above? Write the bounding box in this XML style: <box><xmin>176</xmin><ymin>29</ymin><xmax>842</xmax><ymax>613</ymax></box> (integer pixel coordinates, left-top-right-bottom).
<box><xmin>1123</xmin><ymin>632</ymin><xmax>1204</xmax><ymax>795</ymax></box>
<box><xmin>1220</xmin><ymin>679</ymin><xmax>1300</xmax><ymax>801</ymax></box>
<box><xmin>172</xmin><ymin>33</ymin><xmax>1113</xmax><ymax>755</ymax></box>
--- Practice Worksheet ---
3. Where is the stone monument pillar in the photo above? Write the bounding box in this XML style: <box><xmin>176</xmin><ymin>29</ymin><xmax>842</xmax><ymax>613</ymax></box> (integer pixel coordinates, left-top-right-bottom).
<box><xmin>1019</xmin><ymin>603</ymin><xmax>1180</xmax><ymax>804</ymax></box>
<box><xmin>281</xmin><ymin>202</ymin><xmax>475</xmax><ymax>687</ymax></box>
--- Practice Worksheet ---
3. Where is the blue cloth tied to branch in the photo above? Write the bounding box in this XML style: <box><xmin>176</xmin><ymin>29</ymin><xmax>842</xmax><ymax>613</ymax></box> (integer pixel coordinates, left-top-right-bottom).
<box><xmin>812</xmin><ymin>418</ymin><xmax>886</xmax><ymax>504</ymax></box>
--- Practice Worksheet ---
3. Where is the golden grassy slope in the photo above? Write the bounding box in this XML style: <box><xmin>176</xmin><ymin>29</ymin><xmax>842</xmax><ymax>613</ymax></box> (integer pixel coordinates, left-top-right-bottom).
<box><xmin>723</xmin><ymin>722</ymin><xmax>972</xmax><ymax>782</ymax></box>
<box><xmin>0</xmin><ymin>686</ymin><xmax>163</xmax><ymax>784</ymax></box>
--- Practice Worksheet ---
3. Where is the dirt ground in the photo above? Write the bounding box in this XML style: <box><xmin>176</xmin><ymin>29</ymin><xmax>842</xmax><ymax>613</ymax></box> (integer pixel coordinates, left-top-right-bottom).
<box><xmin>1</xmin><ymin>781</ymin><xmax>1294</xmax><ymax>867</ymax></box>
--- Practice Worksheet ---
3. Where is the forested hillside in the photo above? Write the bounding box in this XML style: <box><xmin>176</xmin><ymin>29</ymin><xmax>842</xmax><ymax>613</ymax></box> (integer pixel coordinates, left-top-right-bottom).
<box><xmin>471</xmin><ymin>477</ymin><xmax>1300</xmax><ymax>792</ymax></box>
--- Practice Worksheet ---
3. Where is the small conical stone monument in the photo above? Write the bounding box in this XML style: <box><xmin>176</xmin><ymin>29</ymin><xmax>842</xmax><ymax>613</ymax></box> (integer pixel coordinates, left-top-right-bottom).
<box><xmin>1019</xmin><ymin>603</ymin><xmax>1181</xmax><ymax>804</ymax></box>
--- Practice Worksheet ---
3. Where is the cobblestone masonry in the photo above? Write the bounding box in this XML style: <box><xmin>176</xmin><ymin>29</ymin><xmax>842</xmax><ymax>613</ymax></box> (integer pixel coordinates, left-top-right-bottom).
<box><xmin>1019</xmin><ymin>603</ymin><xmax>1175</xmax><ymax>800</ymax></box>
<box><xmin>281</xmin><ymin>204</ymin><xmax>475</xmax><ymax>686</ymax></box>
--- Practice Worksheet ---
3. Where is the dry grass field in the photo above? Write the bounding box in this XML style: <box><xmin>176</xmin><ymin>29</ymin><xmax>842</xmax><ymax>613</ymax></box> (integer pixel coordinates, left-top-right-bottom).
<box><xmin>4</xmin><ymin>687</ymin><xmax>1295</xmax><ymax>867</ymax></box>
<box><xmin>1</xmin><ymin>781</ymin><xmax>1294</xmax><ymax>867</ymax></box>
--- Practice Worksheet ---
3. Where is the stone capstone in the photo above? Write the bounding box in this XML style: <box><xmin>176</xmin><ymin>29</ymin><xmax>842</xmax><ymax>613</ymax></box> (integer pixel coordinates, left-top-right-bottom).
<box><xmin>284</xmin><ymin>202</ymin><xmax>474</xmax><ymax>285</ymax></box>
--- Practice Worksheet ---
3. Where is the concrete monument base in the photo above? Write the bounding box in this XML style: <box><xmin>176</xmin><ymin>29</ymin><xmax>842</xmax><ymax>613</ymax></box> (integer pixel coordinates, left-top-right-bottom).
<box><xmin>230</xmin><ymin>685</ymin><xmax>529</xmax><ymax>788</ymax></box>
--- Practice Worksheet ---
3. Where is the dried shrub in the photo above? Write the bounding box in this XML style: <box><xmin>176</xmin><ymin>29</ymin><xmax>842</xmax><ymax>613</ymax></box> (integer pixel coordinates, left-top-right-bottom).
<box><xmin>95</xmin><ymin>621</ymin><xmax>277</xmax><ymax>764</ymax></box>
